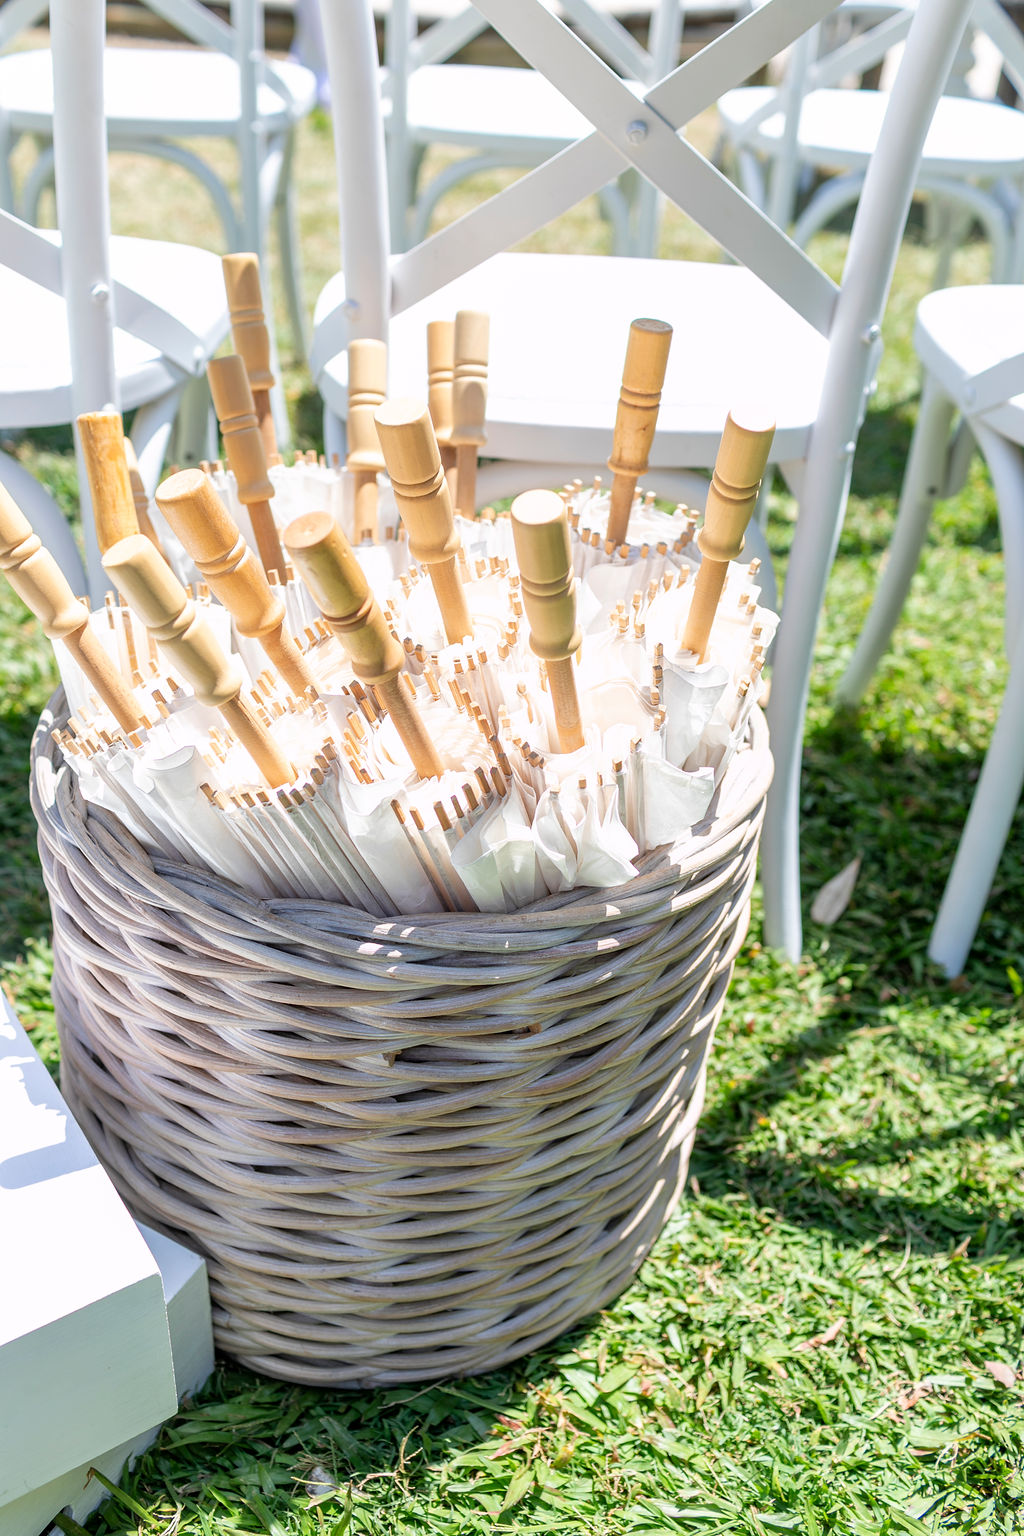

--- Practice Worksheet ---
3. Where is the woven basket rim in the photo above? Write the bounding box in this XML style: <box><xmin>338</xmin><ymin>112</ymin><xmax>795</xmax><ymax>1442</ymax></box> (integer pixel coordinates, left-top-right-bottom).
<box><xmin>32</xmin><ymin>691</ymin><xmax>772</xmax><ymax>946</ymax></box>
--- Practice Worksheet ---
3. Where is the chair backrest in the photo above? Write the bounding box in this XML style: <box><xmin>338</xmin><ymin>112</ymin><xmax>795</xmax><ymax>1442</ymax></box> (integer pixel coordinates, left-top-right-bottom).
<box><xmin>0</xmin><ymin>0</ymin><xmax>302</xmax><ymax>263</ymax></box>
<box><xmin>314</xmin><ymin>0</ymin><xmax>975</xmax><ymax>958</ymax></box>
<box><xmin>314</xmin><ymin>0</ymin><xmax>970</xmax><ymax>359</ymax></box>
<box><xmin>738</xmin><ymin>0</ymin><xmax>1024</xmax><ymax>226</ymax></box>
<box><xmin>381</xmin><ymin>0</ymin><xmax>684</xmax><ymax>250</ymax></box>
<box><xmin>383</xmin><ymin>0</ymin><xmax>680</xmax><ymax>87</ymax></box>
<box><xmin>11</xmin><ymin>0</ymin><xmax>213</xmax><ymax>596</ymax></box>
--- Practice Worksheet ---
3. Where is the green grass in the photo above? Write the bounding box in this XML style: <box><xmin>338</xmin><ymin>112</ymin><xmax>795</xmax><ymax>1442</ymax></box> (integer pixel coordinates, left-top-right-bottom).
<box><xmin>2</xmin><ymin>98</ymin><xmax>1023</xmax><ymax>1536</ymax></box>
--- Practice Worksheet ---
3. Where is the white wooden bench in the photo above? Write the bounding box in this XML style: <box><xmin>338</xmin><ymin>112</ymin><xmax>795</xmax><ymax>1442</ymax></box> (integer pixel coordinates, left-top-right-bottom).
<box><xmin>0</xmin><ymin>994</ymin><xmax>213</xmax><ymax>1536</ymax></box>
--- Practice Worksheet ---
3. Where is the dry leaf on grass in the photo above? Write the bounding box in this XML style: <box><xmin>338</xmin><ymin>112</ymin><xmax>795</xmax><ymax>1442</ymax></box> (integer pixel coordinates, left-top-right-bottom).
<box><xmin>810</xmin><ymin>856</ymin><xmax>862</xmax><ymax>924</ymax></box>
<box><xmin>985</xmin><ymin>1360</ymin><xmax>1017</xmax><ymax>1388</ymax></box>
<box><xmin>796</xmin><ymin>1317</ymin><xmax>846</xmax><ymax>1351</ymax></box>
<box><xmin>896</xmin><ymin>1382</ymin><xmax>932</xmax><ymax>1410</ymax></box>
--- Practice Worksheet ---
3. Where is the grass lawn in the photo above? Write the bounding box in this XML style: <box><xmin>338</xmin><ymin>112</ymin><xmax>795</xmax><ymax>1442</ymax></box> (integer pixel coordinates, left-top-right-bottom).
<box><xmin>1</xmin><ymin>95</ymin><xmax>1022</xmax><ymax>1536</ymax></box>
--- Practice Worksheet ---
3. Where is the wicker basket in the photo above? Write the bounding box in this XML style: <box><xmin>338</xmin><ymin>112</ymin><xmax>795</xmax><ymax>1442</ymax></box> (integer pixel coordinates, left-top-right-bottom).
<box><xmin>31</xmin><ymin>694</ymin><xmax>772</xmax><ymax>1387</ymax></box>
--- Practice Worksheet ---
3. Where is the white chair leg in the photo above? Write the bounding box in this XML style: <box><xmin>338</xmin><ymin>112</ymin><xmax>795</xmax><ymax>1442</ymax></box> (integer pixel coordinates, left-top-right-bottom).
<box><xmin>275</xmin><ymin>128</ymin><xmax>309</xmax><ymax>356</ymax></box>
<box><xmin>835</xmin><ymin>372</ymin><xmax>956</xmax><ymax>706</ymax></box>
<box><xmin>0</xmin><ymin>449</ymin><xmax>86</xmax><ymax>594</ymax></box>
<box><xmin>942</xmin><ymin>417</ymin><xmax>976</xmax><ymax>499</ymax></box>
<box><xmin>929</xmin><ymin>615</ymin><xmax>1024</xmax><ymax>976</ymax></box>
<box><xmin>976</xmin><ymin>420</ymin><xmax>1024</xmax><ymax>681</ymax></box>
<box><xmin>924</xmin><ymin>424</ymin><xmax>1024</xmax><ymax>974</ymax></box>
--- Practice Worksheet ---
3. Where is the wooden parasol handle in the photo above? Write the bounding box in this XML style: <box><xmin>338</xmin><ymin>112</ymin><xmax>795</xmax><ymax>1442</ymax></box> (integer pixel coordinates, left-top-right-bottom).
<box><xmin>0</xmin><ymin>479</ymin><xmax>142</xmax><ymax>733</ymax></box>
<box><xmin>77</xmin><ymin>411</ymin><xmax>140</xmax><ymax>553</ymax></box>
<box><xmin>221</xmin><ymin>252</ymin><xmax>277</xmax><ymax>459</ymax></box>
<box><xmin>102</xmin><ymin>534</ymin><xmax>293</xmax><ymax>788</ymax></box>
<box><xmin>451</xmin><ymin>310</ymin><xmax>489</xmax><ymax>518</ymax></box>
<box><xmin>605</xmin><ymin>318</ymin><xmax>674</xmax><ymax>548</ymax></box>
<box><xmin>374</xmin><ymin>397</ymin><xmax>473</xmax><ymax>644</ymax></box>
<box><xmin>208</xmin><ymin>353</ymin><xmax>287</xmax><ymax>582</ymax></box>
<box><xmin>284</xmin><ymin>510</ymin><xmax>442</xmax><ymax>779</ymax></box>
<box><xmin>680</xmin><ymin>408</ymin><xmax>776</xmax><ymax>662</ymax></box>
<box><xmin>155</xmin><ymin>468</ymin><xmax>317</xmax><ymax>699</ymax></box>
<box><xmin>510</xmin><ymin>488</ymin><xmax>584</xmax><ymax>754</ymax></box>
<box><xmin>121</xmin><ymin>435</ymin><xmax>165</xmax><ymax>555</ymax></box>
<box><xmin>347</xmin><ymin>337</ymin><xmax>387</xmax><ymax>544</ymax></box>
<box><xmin>426</xmin><ymin>319</ymin><xmax>455</xmax><ymax>472</ymax></box>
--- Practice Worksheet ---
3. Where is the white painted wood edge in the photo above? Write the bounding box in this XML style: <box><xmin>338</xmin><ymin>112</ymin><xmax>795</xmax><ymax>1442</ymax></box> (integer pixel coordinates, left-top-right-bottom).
<box><xmin>0</xmin><ymin>994</ymin><xmax>179</xmax><ymax>1503</ymax></box>
<box><xmin>0</xmin><ymin>1222</ymin><xmax>214</xmax><ymax>1536</ymax></box>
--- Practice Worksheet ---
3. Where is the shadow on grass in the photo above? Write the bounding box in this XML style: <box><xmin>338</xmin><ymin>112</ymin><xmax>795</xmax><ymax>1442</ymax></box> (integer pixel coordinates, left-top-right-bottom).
<box><xmin>689</xmin><ymin>705</ymin><xmax>1024</xmax><ymax>1261</ymax></box>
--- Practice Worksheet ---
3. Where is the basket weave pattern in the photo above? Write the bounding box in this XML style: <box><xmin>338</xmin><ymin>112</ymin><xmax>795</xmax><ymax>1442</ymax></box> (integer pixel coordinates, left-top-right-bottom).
<box><xmin>32</xmin><ymin>698</ymin><xmax>772</xmax><ymax>1387</ymax></box>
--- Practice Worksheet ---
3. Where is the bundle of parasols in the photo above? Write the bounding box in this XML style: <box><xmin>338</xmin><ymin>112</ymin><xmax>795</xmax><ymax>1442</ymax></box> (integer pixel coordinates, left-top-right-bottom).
<box><xmin>6</xmin><ymin>256</ymin><xmax>777</xmax><ymax>917</ymax></box>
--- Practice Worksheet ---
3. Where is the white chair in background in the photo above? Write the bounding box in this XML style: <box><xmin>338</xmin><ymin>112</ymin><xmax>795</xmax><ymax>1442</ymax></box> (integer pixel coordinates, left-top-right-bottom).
<box><xmin>0</xmin><ymin>0</ymin><xmax>230</xmax><ymax>603</ymax></box>
<box><xmin>716</xmin><ymin>0</ymin><xmax>1024</xmax><ymax>281</ymax></box>
<box><xmin>0</xmin><ymin>0</ymin><xmax>317</xmax><ymax>355</ymax></box>
<box><xmin>381</xmin><ymin>0</ymin><xmax>693</xmax><ymax>255</ymax></box>
<box><xmin>836</xmin><ymin>284</ymin><xmax>1024</xmax><ymax>974</ymax></box>
<box><xmin>311</xmin><ymin>0</ymin><xmax>974</xmax><ymax>961</ymax></box>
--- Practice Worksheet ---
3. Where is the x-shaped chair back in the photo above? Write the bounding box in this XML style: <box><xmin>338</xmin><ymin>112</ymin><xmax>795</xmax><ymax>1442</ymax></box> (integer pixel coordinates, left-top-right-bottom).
<box><xmin>0</xmin><ymin>0</ymin><xmax>303</xmax><ymax>249</ymax></box>
<box><xmin>733</xmin><ymin>0</ymin><xmax>1024</xmax><ymax>231</ymax></box>
<box><xmin>4</xmin><ymin>0</ymin><xmax>230</xmax><ymax>600</ymax></box>
<box><xmin>384</xmin><ymin>0</ymin><xmax>682</xmax><ymax>91</ymax></box>
<box><xmin>314</xmin><ymin>0</ymin><xmax>975</xmax><ymax>961</ymax></box>
<box><xmin>315</xmin><ymin>0</ymin><xmax>876</xmax><ymax>373</ymax></box>
<box><xmin>381</xmin><ymin>0</ymin><xmax>685</xmax><ymax>253</ymax></box>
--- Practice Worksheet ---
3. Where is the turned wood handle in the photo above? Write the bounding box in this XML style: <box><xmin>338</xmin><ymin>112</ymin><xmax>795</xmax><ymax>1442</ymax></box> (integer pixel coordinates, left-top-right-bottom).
<box><xmin>221</xmin><ymin>251</ymin><xmax>277</xmax><ymax>458</ymax></box>
<box><xmin>155</xmin><ymin>468</ymin><xmax>316</xmax><ymax>698</ymax></box>
<box><xmin>156</xmin><ymin>468</ymin><xmax>284</xmax><ymax>636</ymax></box>
<box><xmin>102</xmin><ymin>533</ymin><xmax>292</xmax><ymax>786</ymax></box>
<box><xmin>122</xmin><ymin>435</ymin><xmax>164</xmax><ymax>553</ymax></box>
<box><xmin>208</xmin><ymin>353</ymin><xmax>286</xmax><ymax>579</ymax></box>
<box><xmin>0</xmin><ymin>484</ymin><xmax>90</xmax><ymax>640</ymax></box>
<box><xmin>698</xmin><ymin>409</ymin><xmax>776</xmax><ymax>563</ymax></box>
<box><xmin>347</xmin><ymin>338</ymin><xmax>387</xmax><ymax>472</ymax></box>
<box><xmin>451</xmin><ymin>310</ymin><xmax>489</xmax><ymax>449</ymax></box>
<box><xmin>208</xmin><ymin>354</ymin><xmax>273</xmax><ymax>501</ymax></box>
<box><xmin>284</xmin><ymin>510</ymin><xmax>442</xmax><ymax>778</ymax></box>
<box><xmin>102</xmin><ymin>534</ymin><xmax>246</xmax><ymax>703</ymax></box>
<box><xmin>0</xmin><ymin>480</ymin><xmax>141</xmax><ymax>732</ymax></box>
<box><xmin>426</xmin><ymin>319</ymin><xmax>454</xmax><ymax>448</ymax></box>
<box><xmin>222</xmin><ymin>254</ymin><xmax>274</xmax><ymax>392</ymax></box>
<box><xmin>681</xmin><ymin>407</ymin><xmax>776</xmax><ymax>661</ymax></box>
<box><xmin>374</xmin><ymin>397</ymin><xmax>472</xmax><ymax>643</ymax></box>
<box><xmin>283</xmin><ymin>511</ymin><xmax>404</xmax><ymax>683</ymax></box>
<box><xmin>605</xmin><ymin>317</ymin><xmax>673</xmax><ymax>546</ymax></box>
<box><xmin>511</xmin><ymin>490</ymin><xmax>584</xmax><ymax>754</ymax></box>
<box><xmin>77</xmin><ymin>412</ymin><xmax>139</xmax><ymax>553</ymax></box>
<box><xmin>510</xmin><ymin>489</ymin><xmax>582</xmax><ymax>662</ymax></box>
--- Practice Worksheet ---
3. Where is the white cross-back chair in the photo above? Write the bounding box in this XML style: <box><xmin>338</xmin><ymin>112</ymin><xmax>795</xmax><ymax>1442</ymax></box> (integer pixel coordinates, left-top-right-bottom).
<box><xmin>310</xmin><ymin>0</ymin><xmax>973</xmax><ymax>960</ymax></box>
<box><xmin>0</xmin><ymin>0</ymin><xmax>230</xmax><ymax>604</ymax></box>
<box><xmin>0</xmin><ymin>0</ymin><xmax>316</xmax><ymax>356</ymax></box>
<box><xmin>836</xmin><ymin>284</ymin><xmax>1024</xmax><ymax>974</ymax></box>
<box><xmin>382</xmin><ymin>0</ymin><xmax>690</xmax><ymax>255</ymax></box>
<box><xmin>717</xmin><ymin>0</ymin><xmax>1024</xmax><ymax>281</ymax></box>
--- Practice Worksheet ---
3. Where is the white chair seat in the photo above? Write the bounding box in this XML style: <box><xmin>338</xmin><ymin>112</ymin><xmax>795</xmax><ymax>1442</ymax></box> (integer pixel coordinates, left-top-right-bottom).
<box><xmin>912</xmin><ymin>283</ymin><xmax>1024</xmax><ymax>443</ymax></box>
<box><xmin>718</xmin><ymin>85</ymin><xmax>1024</xmax><ymax>178</ymax></box>
<box><xmin>0</xmin><ymin>48</ymin><xmax>318</xmax><ymax>138</ymax></box>
<box><xmin>0</xmin><ymin>235</ymin><xmax>228</xmax><ymax>427</ymax></box>
<box><xmin>315</xmin><ymin>252</ymin><xmax>828</xmax><ymax>466</ymax></box>
<box><xmin>402</xmin><ymin>64</ymin><xmax>632</xmax><ymax>149</ymax></box>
